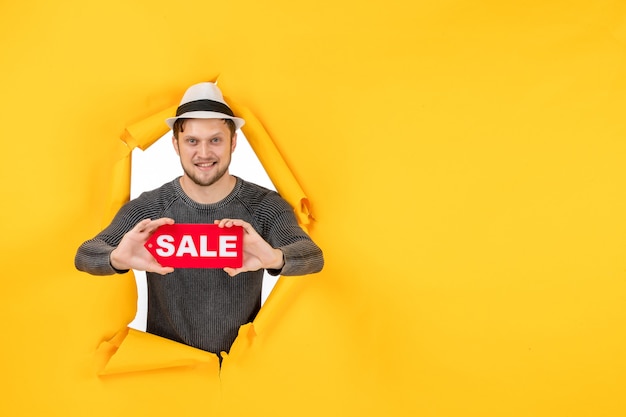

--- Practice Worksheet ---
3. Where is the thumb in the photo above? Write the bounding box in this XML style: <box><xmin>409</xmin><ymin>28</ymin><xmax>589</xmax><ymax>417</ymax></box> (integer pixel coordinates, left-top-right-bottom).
<box><xmin>223</xmin><ymin>267</ymin><xmax>241</xmax><ymax>277</ymax></box>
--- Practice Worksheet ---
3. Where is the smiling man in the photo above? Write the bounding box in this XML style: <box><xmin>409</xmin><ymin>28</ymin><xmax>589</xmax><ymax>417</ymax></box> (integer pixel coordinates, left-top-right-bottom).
<box><xmin>75</xmin><ymin>82</ymin><xmax>324</xmax><ymax>357</ymax></box>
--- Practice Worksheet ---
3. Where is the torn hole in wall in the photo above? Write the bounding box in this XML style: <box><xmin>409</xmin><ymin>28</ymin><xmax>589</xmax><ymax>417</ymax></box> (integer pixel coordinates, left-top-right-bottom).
<box><xmin>128</xmin><ymin>129</ymin><xmax>279</xmax><ymax>332</ymax></box>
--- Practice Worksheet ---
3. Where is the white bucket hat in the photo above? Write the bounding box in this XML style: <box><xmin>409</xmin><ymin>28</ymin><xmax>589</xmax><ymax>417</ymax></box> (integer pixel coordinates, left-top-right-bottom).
<box><xmin>165</xmin><ymin>82</ymin><xmax>245</xmax><ymax>130</ymax></box>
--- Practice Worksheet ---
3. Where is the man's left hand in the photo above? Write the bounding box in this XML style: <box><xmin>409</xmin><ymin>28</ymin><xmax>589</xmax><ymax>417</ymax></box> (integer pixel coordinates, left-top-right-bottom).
<box><xmin>214</xmin><ymin>218</ymin><xmax>284</xmax><ymax>276</ymax></box>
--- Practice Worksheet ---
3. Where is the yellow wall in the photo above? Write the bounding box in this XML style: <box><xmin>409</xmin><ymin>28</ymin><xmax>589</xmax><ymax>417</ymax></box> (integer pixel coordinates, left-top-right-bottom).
<box><xmin>1</xmin><ymin>1</ymin><xmax>625</xmax><ymax>416</ymax></box>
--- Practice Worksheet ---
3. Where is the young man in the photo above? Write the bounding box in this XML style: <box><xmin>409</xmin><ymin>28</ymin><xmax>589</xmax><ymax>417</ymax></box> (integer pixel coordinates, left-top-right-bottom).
<box><xmin>75</xmin><ymin>82</ymin><xmax>324</xmax><ymax>355</ymax></box>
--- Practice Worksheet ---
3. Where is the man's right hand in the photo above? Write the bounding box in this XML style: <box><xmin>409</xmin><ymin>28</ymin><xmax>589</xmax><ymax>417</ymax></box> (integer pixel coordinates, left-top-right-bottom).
<box><xmin>110</xmin><ymin>218</ymin><xmax>175</xmax><ymax>275</ymax></box>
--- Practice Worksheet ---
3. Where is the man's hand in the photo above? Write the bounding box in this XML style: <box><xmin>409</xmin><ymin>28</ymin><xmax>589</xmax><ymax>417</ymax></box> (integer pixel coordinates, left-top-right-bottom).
<box><xmin>110</xmin><ymin>218</ymin><xmax>175</xmax><ymax>275</ymax></box>
<box><xmin>214</xmin><ymin>218</ymin><xmax>284</xmax><ymax>277</ymax></box>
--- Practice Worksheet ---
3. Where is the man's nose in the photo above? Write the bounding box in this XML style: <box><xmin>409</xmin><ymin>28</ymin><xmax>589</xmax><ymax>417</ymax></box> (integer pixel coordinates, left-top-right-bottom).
<box><xmin>198</xmin><ymin>141</ymin><xmax>212</xmax><ymax>157</ymax></box>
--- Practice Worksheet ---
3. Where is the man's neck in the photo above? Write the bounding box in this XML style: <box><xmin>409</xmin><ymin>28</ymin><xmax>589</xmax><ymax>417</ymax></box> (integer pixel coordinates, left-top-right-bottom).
<box><xmin>179</xmin><ymin>174</ymin><xmax>237</xmax><ymax>204</ymax></box>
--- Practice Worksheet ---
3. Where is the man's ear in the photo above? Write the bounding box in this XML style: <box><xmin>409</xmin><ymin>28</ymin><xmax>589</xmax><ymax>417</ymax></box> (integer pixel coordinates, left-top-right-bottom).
<box><xmin>172</xmin><ymin>135</ymin><xmax>180</xmax><ymax>156</ymax></box>
<box><xmin>231</xmin><ymin>132</ymin><xmax>237</xmax><ymax>154</ymax></box>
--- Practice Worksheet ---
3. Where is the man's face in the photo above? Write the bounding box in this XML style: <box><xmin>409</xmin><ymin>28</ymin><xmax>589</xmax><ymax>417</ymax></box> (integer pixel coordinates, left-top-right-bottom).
<box><xmin>172</xmin><ymin>118</ymin><xmax>237</xmax><ymax>188</ymax></box>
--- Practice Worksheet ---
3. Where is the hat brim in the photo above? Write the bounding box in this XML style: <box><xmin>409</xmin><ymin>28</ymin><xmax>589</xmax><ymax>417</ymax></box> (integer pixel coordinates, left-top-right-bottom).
<box><xmin>165</xmin><ymin>111</ymin><xmax>245</xmax><ymax>130</ymax></box>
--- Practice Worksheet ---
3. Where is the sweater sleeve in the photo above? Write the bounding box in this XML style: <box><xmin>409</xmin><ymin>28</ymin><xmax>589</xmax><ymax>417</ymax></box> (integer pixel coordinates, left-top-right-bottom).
<box><xmin>74</xmin><ymin>238</ymin><xmax>127</xmax><ymax>276</ymax></box>
<box><xmin>74</xmin><ymin>204</ymin><xmax>138</xmax><ymax>275</ymax></box>
<box><xmin>271</xmin><ymin>238</ymin><xmax>324</xmax><ymax>276</ymax></box>
<box><xmin>258</xmin><ymin>193</ymin><xmax>324</xmax><ymax>277</ymax></box>
<box><xmin>74</xmin><ymin>190</ymin><xmax>161</xmax><ymax>276</ymax></box>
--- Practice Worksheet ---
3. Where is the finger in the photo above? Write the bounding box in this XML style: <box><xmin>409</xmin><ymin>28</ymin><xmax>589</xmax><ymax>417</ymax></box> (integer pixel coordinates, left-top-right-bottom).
<box><xmin>156</xmin><ymin>267</ymin><xmax>175</xmax><ymax>275</ymax></box>
<box><xmin>223</xmin><ymin>267</ymin><xmax>240</xmax><ymax>277</ymax></box>
<box><xmin>147</xmin><ymin>262</ymin><xmax>175</xmax><ymax>275</ymax></box>
<box><xmin>144</xmin><ymin>217</ymin><xmax>175</xmax><ymax>234</ymax></box>
<box><xmin>223</xmin><ymin>219</ymin><xmax>250</xmax><ymax>230</ymax></box>
<box><xmin>134</xmin><ymin>218</ymin><xmax>153</xmax><ymax>232</ymax></box>
<box><xmin>150</xmin><ymin>217</ymin><xmax>175</xmax><ymax>228</ymax></box>
<box><xmin>214</xmin><ymin>219</ymin><xmax>228</xmax><ymax>227</ymax></box>
<box><xmin>215</xmin><ymin>218</ymin><xmax>238</xmax><ymax>228</ymax></box>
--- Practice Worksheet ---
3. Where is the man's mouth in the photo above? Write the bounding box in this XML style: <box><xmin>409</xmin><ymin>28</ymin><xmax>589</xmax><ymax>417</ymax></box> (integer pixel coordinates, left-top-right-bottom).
<box><xmin>195</xmin><ymin>161</ymin><xmax>216</xmax><ymax>169</ymax></box>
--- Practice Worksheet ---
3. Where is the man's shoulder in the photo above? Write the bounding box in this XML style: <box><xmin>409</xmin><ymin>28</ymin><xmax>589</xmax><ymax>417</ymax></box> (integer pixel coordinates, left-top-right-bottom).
<box><xmin>130</xmin><ymin>179</ymin><xmax>180</xmax><ymax>207</ymax></box>
<box><xmin>236</xmin><ymin>178</ymin><xmax>289</xmax><ymax>209</ymax></box>
<box><xmin>237</xmin><ymin>178</ymin><xmax>273</xmax><ymax>198</ymax></box>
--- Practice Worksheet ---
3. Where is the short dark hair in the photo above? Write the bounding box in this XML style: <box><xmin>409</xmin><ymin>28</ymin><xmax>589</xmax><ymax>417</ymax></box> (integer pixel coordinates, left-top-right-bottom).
<box><xmin>172</xmin><ymin>118</ymin><xmax>236</xmax><ymax>139</ymax></box>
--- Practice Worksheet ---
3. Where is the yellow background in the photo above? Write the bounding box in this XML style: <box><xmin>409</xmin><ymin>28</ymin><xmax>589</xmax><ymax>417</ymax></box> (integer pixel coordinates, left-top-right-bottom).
<box><xmin>2</xmin><ymin>1</ymin><xmax>626</xmax><ymax>416</ymax></box>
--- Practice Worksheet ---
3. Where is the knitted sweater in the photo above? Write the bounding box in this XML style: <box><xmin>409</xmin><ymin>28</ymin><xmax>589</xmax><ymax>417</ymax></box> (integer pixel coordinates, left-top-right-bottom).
<box><xmin>75</xmin><ymin>177</ymin><xmax>324</xmax><ymax>354</ymax></box>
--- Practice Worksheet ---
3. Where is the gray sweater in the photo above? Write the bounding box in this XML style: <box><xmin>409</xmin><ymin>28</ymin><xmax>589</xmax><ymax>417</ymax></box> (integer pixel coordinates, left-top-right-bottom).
<box><xmin>75</xmin><ymin>177</ymin><xmax>324</xmax><ymax>354</ymax></box>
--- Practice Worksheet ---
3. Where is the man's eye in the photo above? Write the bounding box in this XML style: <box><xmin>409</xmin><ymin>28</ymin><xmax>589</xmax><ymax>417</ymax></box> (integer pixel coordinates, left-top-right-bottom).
<box><xmin>188</xmin><ymin>139</ymin><xmax>197</xmax><ymax>144</ymax></box>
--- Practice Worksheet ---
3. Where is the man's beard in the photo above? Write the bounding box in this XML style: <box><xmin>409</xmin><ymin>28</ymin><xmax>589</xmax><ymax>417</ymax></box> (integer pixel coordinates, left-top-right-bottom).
<box><xmin>182</xmin><ymin>161</ymin><xmax>229</xmax><ymax>187</ymax></box>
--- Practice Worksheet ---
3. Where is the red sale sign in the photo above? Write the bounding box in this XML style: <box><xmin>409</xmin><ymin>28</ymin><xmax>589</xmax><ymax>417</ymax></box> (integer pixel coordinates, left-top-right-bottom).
<box><xmin>144</xmin><ymin>224</ymin><xmax>243</xmax><ymax>268</ymax></box>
